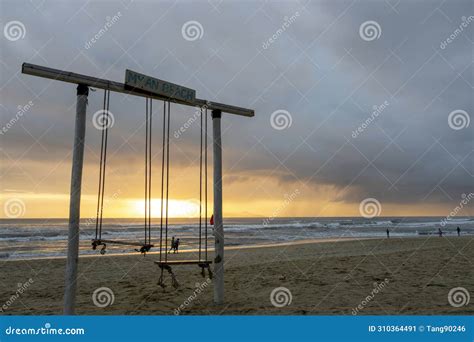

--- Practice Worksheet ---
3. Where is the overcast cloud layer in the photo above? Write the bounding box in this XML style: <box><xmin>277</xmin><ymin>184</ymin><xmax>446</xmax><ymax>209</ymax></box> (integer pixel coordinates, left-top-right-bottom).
<box><xmin>1</xmin><ymin>0</ymin><xmax>473</xmax><ymax>217</ymax></box>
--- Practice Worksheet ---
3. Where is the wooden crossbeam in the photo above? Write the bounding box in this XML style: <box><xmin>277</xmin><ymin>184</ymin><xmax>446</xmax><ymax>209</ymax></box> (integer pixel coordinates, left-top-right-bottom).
<box><xmin>22</xmin><ymin>63</ymin><xmax>254</xmax><ymax>117</ymax></box>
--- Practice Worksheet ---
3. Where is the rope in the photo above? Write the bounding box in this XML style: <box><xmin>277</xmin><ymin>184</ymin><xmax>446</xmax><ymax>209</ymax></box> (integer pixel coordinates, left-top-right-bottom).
<box><xmin>159</xmin><ymin>101</ymin><xmax>166</xmax><ymax>262</ymax></box>
<box><xmin>100</xmin><ymin>91</ymin><xmax>110</xmax><ymax>238</ymax></box>
<box><xmin>94</xmin><ymin>91</ymin><xmax>106</xmax><ymax>240</ymax></box>
<box><xmin>144</xmin><ymin>98</ymin><xmax>153</xmax><ymax>247</ymax></box>
<box><xmin>145</xmin><ymin>98</ymin><xmax>148</xmax><ymax>246</ymax></box>
<box><xmin>204</xmin><ymin>107</ymin><xmax>208</xmax><ymax>260</ymax></box>
<box><xmin>198</xmin><ymin>107</ymin><xmax>203</xmax><ymax>261</ymax></box>
<box><xmin>95</xmin><ymin>89</ymin><xmax>110</xmax><ymax>241</ymax></box>
<box><xmin>148</xmin><ymin>99</ymin><xmax>152</xmax><ymax>245</ymax></box>
<box><xmin>142</xmin><ymin>97</ymin><xmax>153</xmax><ymax>252</ymax></box>
<box><xmin>164</xmin><ymin>101</ymin><xmax>171</xmax><ymax>262</ymax></box>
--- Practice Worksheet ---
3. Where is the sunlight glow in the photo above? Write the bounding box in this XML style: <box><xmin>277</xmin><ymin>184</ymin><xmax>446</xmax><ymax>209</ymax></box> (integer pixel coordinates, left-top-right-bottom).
<box><xmin>131</xmin><ymin>199</ymin><xmax>201</xmax><ymax>218</ymax></box>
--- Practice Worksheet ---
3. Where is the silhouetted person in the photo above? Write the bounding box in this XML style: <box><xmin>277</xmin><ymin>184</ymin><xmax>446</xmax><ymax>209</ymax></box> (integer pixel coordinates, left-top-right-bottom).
<box><xmin>174</xmin><ymin>238</ymin><xmax>180</xmax><ymax>253</ymax></box>
<box><xmin>168</xmin><ymin>236</ymin><xmax>175</xmax><ymax>254</ymax></box>
<box><xmin>386</xmin><ymin>228</ymin><xmax>390</xmax><ymax>239</ymax></box>
<box><xmin>457</xmin><ymin>226</ymin><xmax>461</xmax><ymax>237</ymax></box>
<box><xmin>438</xmin><ymin>228</ymin><xmax>443</xmax><ymax>237</ymax></box>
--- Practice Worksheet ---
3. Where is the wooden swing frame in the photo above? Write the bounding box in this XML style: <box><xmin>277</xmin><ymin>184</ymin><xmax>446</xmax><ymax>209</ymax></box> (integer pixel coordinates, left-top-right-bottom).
<box><xmin>21</xmin><ymin>62</ymin><xmax>254</xmax><ymax>314</ymax></box>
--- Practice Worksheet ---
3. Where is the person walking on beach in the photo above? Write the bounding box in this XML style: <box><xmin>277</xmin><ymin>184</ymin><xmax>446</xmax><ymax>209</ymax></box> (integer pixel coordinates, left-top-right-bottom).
<box><xmin>438</xmin><ymin>228</ymin><xmax>443</xmax><ymax>237</ymax></box>
<box><xmin>169</xmin><ymin>236</ymin><xmax>175</xmax><ymax>254</ymax></box>
<box><xmin>386</xmin><ymin>228</ymin><xmax>390</xmax><ymax>239</ymax></box>
<box><xmin>174</xmin><ymin>238</ymin><xmax>180</xmax><ymax>253</ymax></box>
<box><xmin>457</xmin><ymin>226</ymin><xmax>461</xmax><ymax>237</ymax></box>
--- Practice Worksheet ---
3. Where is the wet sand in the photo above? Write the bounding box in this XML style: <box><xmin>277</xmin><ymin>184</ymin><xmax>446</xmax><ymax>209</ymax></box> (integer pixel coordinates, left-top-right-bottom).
<box><xmin>0</xmin><ymin>236</ymin><xmax>473</xmax><ymax>315</ymax></box>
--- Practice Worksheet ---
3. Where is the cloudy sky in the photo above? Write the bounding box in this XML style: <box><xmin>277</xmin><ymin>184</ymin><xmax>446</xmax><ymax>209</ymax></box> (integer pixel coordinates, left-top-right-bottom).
<box><xmin>1</xmin><ymin>0</ymin><xmax>473</xmax><ymax>218</ymax></box>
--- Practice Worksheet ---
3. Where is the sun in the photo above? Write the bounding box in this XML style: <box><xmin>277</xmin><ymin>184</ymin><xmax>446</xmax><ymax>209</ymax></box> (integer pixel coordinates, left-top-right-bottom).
<box><xmin>131</xmin><ymin>199</ymin><xmax>201</xmax><ymax>218</ymax></box>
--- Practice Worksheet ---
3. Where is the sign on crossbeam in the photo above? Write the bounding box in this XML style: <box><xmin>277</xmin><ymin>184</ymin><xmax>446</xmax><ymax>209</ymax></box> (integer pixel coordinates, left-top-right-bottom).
<box><xmin>125</xmin><ymin>70</ymin><xmax>196</xmax><ymax>104</ymax></box>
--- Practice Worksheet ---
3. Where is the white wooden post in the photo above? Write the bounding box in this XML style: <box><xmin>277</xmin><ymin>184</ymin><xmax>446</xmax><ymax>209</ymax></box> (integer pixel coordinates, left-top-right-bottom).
<box><xmin>64</xmin><ymin>84</ymin><xmax>88</xmax><ymax>315</ymax></box>
<box><xmin>212</xmin><ymin>109</ymin><xmax>224</xmax><ymax>304</ymax></box>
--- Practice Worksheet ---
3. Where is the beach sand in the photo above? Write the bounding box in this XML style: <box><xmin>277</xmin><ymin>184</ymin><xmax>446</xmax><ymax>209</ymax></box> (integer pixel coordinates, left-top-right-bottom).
<box><xmin>1</xmin><ymin>236</ymin><xmax>473</xmax><ymax>315</ymax></box>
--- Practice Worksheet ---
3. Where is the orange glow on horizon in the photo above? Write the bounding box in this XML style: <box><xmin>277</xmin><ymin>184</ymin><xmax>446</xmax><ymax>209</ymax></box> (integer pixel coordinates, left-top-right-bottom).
<box><xmin>131</xmin><ymin>199</ymin><xmax>202</xmax><ymax>218</ymax></box>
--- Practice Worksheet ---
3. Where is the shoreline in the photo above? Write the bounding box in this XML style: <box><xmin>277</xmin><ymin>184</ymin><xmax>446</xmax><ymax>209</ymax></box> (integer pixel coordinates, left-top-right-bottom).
<box><xmin>5</xmin><ymin>233</ymin><xmax>473</xmax><ymax>262</ymax></box>
<box><xmin>2</xmin><ymin>237</ymin><xmax>378</xmax><ymax>262</ymax></box>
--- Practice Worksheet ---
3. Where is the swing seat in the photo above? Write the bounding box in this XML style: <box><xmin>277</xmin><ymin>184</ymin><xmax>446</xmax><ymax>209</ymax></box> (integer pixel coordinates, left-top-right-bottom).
<box><xmin>92</xmin><ymin>239</ymin><xmax>153</xmax><ymax>254</ymax></box>
<box><xmin>92</xmin><ymin>239</ymin><xmax>154</xmax><ymax>248</ymax></box>
<box><xmin>155</xmin><ymin>260</ymin><xmax>211</xmax><ymax>267</ymax></box>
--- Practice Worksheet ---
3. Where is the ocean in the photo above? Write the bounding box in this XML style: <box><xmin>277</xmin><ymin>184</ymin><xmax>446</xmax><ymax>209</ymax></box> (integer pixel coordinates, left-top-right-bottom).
<box><xmin>0</xmin><ymin>217</ymin><xmax>472</xmax><ymax>260</ymax></box>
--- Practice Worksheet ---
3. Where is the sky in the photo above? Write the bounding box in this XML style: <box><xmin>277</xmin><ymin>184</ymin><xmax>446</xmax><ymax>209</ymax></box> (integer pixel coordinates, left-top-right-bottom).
<box><xmin>0</xmin><ymin>0</ymin><xmax>473</xmax><ymax>219</ymax></box>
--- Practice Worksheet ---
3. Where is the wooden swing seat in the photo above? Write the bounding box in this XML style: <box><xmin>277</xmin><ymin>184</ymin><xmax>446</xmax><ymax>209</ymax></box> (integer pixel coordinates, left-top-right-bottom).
<box><xmin>155</xmin><ymin>260</ymin><xmax>211</xmax><ymax>267</ymax></box>
<box><xmin>92</xmin><ymin>239</ymin><xmax>154</xmax><ymax>248</ymax></box>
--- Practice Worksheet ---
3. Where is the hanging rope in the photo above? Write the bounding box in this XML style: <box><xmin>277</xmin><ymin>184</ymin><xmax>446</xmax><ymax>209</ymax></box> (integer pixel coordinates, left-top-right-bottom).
<box><xmin>145</xmin><ymin>98</ymin><xmax>148</xmax><ymax>247</ymax></box>
<box><xmin>204</xmin><ymin>107</ymin><xmax>208</xmax><ymax>261</ymax></box>
<box><xmin>94</xmin><ymin>89</ymin><xmax>110</xmax><ymax>243</ymax></box>
<box><xmin>199</xmin><ymin>106</ymin><xmax>203</xmax><ymax>261</ymax></box>
<box><xmin>143</xmin><ymin>98</ymin><xmax>153</xmax><ymax>249</ymax></box>
<box><xmin>148</xmin><ymin>99</ymin><xmax>152</xmax><ymax>245</ymax></box>
<box><xmin>159</xmin><ymin>101</ymin><xmax>166</xmax><ymax>262</ymax></box>
<box><xmin>198</xmin><ymin>106</ymin><xmax>209</xmax><ymax>262</ymax></box>
<box><xmin>161</xmin><ymin>101</ymin><xmax>171</xmax><ymax>263</ymax></box>
<box><xmin>156</xmin><ymin>104</ymin><xmax>212</xmax><ymax>287</ymax></box>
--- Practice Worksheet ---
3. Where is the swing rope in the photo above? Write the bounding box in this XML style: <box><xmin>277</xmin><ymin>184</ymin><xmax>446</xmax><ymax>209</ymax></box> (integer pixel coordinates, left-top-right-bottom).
<box><xmin>199</xmin><ymin>106</ymin><xmax>203</xmax><ymax>261</ymax></box>
<box><xmin>145</xmin><ymin>98</ymin><xmax>148</xmax><ymax>246</ymax></box>
<box><xmin>143</xmin><ymin>98</ymin><xmax>153</xmax><ymax>249</ymax></box>
<box><xmin>204</xmin><ymin>107</ymin><xmax>208</xmax><ymax>261</ymax></box>
<box><xmin>161</xmin><ymin>101</ymin><xmax>171</xmax><ymax>263</ymax></box>
<box><xmin>198</xmin><ymin>106</ymin><xmax>209</xmax><ymax>262</ymax></box>
<box><xmin>94</xmin><ymin>89</ymin><xmax>110</xmax><ymax>242</ymax></box>
<box><xmin>93</xmin><ymin>92</ymin><xmax>154</xmax><ymax>255</ymax></box>
<box><xmin>159</xmin><ymin>101</ymin><xmax>166</xmax><ymax>263</ymax></box>
<box><xmin>156</xmin><ymin>104</ymin><xmax>212</xmax><ymax>288</ymax></box>
<box><xmin>148</xmin><ymin>99</ymin><xmax>152</xmax><ymax>245</ymax></box>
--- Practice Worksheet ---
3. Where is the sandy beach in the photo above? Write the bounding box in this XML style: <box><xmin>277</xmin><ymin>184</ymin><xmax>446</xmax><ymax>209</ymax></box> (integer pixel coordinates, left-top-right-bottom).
<box><xmin>1</xmin><ymin>236</ymin><xmax>472</xmax><ymax>315</ymax></box>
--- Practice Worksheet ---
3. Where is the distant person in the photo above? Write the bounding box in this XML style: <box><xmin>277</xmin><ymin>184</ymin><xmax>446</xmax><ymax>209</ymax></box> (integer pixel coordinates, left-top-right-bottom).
<box><xmin>438</xmin><ymin>228</ymin><xmax>443</xmax><ymax>237</ymax></box>
<box><xmin>457</xmin><ymin>226</ymin><xmax>461</xmax><ymax>237</ymax></box>
<box><xmin>386</xmin><ymin>228</ymin><xmax>390</xmax><ymax>239</ymax></box>
<box><xmin>168</xmin><ymin>236</ymin><xmax>175</xmax><ymax>254</ymax></box>
<box><xmin>174</xmin><ymin>238</ymin><xmax>180</xmax><ymax>254</ymax></box>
